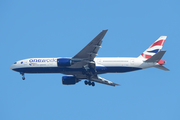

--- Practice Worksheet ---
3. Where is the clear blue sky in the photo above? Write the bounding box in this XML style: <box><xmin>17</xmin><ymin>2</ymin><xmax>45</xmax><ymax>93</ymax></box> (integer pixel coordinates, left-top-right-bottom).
<box><xmin>1</xmin><ymin>0</ymin><xmax>179</xmax><ymax>120</ymax></box>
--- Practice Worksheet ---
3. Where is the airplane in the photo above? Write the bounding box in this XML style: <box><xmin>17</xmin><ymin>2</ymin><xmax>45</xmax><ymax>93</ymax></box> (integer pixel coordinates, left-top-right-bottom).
<box><xmin>10</xmin><ymin>30</ymin><xmax>169</xmax><ymax>87</ymax></box>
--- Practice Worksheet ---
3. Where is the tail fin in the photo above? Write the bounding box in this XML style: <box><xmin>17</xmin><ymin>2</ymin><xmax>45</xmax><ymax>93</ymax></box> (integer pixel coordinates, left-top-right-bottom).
<box><xmin>138</xmin><ymin>36</ymin><xmax>167</xmax><ymax>60</ymax></box>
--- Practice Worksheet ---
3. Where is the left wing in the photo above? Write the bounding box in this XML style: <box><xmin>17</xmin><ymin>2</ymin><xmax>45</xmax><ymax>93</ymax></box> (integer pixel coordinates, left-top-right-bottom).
<box><xmin>72</xmin><ymin>30</ymin><xmax>108</xmax><ymax>61</ymax></box>
<box><xmin>70</xmin><ymin>30</ymin><xmax>119</xmax><ymax>87</ymax></box>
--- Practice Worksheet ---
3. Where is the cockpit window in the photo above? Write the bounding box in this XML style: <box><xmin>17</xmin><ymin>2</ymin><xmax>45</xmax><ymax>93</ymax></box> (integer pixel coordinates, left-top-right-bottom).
<box><xmin>14</xmin><ymin>62</ymin><xmax>17</xmax><ymax>64</ymax></box>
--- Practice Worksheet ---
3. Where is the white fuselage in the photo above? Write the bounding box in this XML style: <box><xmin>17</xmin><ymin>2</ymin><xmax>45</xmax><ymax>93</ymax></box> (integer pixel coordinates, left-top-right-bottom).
<box><xmin>10</xmin><ymin>57</ymin><xmax>157</xmax><ymax>75</ymax></box>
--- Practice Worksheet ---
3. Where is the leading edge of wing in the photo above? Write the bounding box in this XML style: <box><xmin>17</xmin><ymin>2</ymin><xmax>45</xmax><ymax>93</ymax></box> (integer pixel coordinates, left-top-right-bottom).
<box><xmin>73</xmin><ymin>30</ymin><xmax>108</xmax><ymax>61</ymax></box>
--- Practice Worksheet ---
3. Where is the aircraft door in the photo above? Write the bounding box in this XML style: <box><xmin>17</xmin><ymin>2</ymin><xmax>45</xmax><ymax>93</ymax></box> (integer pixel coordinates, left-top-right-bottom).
<box><xmin>97</xmin><ymin>59</ymin><xmax>102</xmax><ymax>64</ymax></box>
<box><xmin>130</xmin><ymin>59</ymin><xmax>135</xmax><ymax>66</ymax></box>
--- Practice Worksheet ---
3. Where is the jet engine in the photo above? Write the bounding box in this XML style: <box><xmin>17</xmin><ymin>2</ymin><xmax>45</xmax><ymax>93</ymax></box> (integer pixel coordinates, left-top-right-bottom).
<box><xmin>62</xmin><ymin>76</ymin><xmax>80</xmax><ymax>85</ymax></box>
<box><xmin>57</xmin><ymin>58</ymin><xmax>72</xmax><ymax>67</ymax></box>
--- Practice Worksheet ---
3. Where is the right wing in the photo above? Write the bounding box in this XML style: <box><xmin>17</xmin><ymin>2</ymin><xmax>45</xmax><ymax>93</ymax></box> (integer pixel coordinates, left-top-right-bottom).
<box><xmin>89</xmin><ymin>76</ymin><xmax>120</xmax><ymax>87</ymax></box>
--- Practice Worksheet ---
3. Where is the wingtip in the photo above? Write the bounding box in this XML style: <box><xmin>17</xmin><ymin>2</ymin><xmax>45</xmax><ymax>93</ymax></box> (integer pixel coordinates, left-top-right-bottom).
<box><xmin>103</xmin><ymin>29</ymin><xmax>108</xmax><ymax>32</ymax></box>
<box><xmin>113</xmin><ymin>83</ymin><xmax>120</xmax><ymax>86</ymax></box>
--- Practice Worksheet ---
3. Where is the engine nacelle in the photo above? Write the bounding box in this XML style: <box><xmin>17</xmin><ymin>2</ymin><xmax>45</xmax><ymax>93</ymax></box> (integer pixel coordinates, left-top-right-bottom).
<box><xmin>57</xmin><ymin>58</ymin><xmax>71</xmax><ymax>67</ymax></box>
<box><xmin>62</xmin><ymin>76</ymin><xmax>79</xmax><ymax>85</ymax></box>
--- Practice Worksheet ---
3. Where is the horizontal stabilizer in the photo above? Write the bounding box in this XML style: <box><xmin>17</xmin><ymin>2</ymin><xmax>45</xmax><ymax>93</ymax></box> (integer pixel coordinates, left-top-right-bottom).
<box><xmin>145</xmin><ymin>50</ymin><xmax>166</xmax><ymax>62</ymax></box>
<box><xmin>154</xmin><ymin>65</ymin><xmax>170</xmax><ymax>71</ymax></box>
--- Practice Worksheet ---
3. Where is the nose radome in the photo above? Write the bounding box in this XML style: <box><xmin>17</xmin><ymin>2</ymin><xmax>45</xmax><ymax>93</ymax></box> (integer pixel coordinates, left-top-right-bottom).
<box><xmin>10</xmin><ymin>65</ymin><xmax>13</xmax><ymax>70</ymax></box>
<box><xmin>10</xmin><ymin>64</ymin><xmax>15</xmax><ymax>70</ymax></box>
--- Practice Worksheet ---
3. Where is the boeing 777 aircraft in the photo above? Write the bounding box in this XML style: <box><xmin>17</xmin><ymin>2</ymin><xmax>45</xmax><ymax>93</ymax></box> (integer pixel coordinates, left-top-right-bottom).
<box><xmin>10</xmin><ymin>30</ymin><xmax>169</xmax><ymax>87</ymax></box>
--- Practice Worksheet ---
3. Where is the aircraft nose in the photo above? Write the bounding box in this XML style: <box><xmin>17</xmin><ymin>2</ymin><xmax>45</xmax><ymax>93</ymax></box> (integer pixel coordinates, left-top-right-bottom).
<box><xmin>10</xmin><ymin>64</ymin><xmax>15</xmax><ymax>70</ymax></box>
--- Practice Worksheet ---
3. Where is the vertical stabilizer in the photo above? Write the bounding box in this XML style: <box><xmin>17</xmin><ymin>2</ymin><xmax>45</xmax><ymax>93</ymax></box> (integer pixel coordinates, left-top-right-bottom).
<box><xmin>138</xmin><ymin>36</ymin><xmax>167</xmax><ymax>60</ymax></box>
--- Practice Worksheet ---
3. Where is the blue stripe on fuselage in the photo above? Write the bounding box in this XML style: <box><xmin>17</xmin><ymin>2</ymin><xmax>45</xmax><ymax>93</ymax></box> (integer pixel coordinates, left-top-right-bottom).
<box><xmin>12</xmin><ymin>67</ymin><xmax>83</xmax><ymax>73</ymax></box>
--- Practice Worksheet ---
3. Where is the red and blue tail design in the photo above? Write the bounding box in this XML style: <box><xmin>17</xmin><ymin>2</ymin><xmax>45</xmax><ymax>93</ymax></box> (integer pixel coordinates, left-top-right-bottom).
<box><xmin>138</xmin><ymin>36</ymin><xmax>167</xmax><ymax>60</ymax></box>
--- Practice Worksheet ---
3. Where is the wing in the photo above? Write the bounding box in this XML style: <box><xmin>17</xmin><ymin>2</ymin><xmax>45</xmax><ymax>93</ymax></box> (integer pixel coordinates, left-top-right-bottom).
<box><xmin>72</xmin><ymin>30</ymin><xmax>108</xmax><ymax>61</ymax></box>
<box><xmin>90</xmin><ymin>76</ymin><xmax>120</xmax><ymax>87</ymax></box>
<box><xmin>70</xmin><ymin>30</ymin><xmax>119</xmax><ymax>87</ymax></box>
